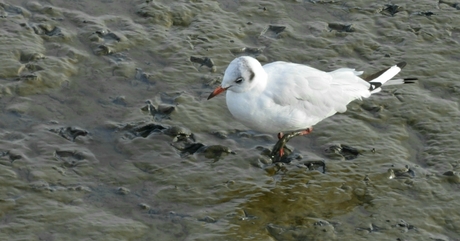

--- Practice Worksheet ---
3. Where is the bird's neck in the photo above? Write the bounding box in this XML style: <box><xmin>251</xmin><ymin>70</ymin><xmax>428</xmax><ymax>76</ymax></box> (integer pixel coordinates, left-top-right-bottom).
<box><xmin>252</xmin><ymin>68</ymin><xmax>268</xmax><ymax>92</ymax></box>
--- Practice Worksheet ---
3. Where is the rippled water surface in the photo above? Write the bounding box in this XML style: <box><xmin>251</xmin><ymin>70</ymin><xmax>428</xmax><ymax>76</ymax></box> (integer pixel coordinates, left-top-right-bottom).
<box><xmin>1</xmin><ymin>0</ymin><xmax>460</xmax><ymax>240</ymax></box>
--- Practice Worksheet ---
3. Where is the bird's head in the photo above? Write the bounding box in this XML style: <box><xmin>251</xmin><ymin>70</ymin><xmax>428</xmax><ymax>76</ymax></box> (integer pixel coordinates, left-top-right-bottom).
<box><xmin>207</xmin><ymin>56</ymin><xmax>264</xmax><ymax>100</ymax></box>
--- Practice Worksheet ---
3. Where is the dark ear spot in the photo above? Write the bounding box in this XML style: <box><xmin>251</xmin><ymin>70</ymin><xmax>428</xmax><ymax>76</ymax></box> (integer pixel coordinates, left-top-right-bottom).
<box><xmin>248</xmin><ymin>70</ymin><xmax>255</xmax><ymax>82</ymax></box>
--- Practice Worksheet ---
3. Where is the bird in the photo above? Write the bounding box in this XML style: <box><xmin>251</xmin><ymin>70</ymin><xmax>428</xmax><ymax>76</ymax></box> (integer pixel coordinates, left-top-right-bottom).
<box><xmin>207</xmin><ymin>56</ymin><xmax>415</xmax><ymax>161</ymax></box>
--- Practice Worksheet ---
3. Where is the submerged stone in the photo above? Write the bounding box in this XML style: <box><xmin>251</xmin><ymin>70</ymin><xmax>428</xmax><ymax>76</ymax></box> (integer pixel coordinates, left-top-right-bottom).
<box><xmin>190</xmin><ymin>56</ymin><xmax>215</xmax><ymax>71</ymax></box>
<box><xmin>49</xmin><ymin>126</ymin><xmax>89</xmax><ymax>142</ymax></box>
<box><xmin>198</xmin><ymin>216</ymin><xmax>217</xmax><ymax>223</ymax></box>
<box><xmin>202</xmin><ymin>145</ymin><xmax>234</xmax><ymax>160</ymax></box>
<box><xmin>324</xmin><ymin>144</ymin><xmax>361</xmax><ymax>160</ymax></box>
<box><xmin>261</xmin><ymin>25</ymin><xmax>287</xmax><ymax>38</ymax></box>
<box><xmin>387</xmin><ymin>165</ymin><xmax>415</xmax><ymax>179</ymax></box>
<box><xmin>129</xmin><ymin>123</ymin><xmax>166</xmax><ymax>138</ymax></box>
<box><xmin>94</xmin><ymin>44</ymin><xmax>112</xmax><ymax>55</ymax></box>
<box><xmin>443</xmin><ymin>171</ymin><xmax>460</xmax><ymax>184</ymax></box>
<box><xmin>117</xmin><ymin>187</ymin><xmax>130</xmax><ymax>195</ymax></box>
<box><xmin>142</xmin><ymin>100</ymin><xmax>175</xmax><ymax>121</ymax></box>
<box><xmin>382</xmin><ymin>4</ymin><xmax>400</xmax><ymax>16</ymax></box>
<box><xmin>54</xmin><ymin>150</ymin><xmax>86</xmax><ymax>167</ymax></box>
<box><xmin>175</xmin><ymin>142</ymin><xmax>205</xmax><ymax>156</ymax></box>
<box><xmin>135</xmin><ymin>68</ymin><xmax>155</xmax><ymax>83</ymax></box>
<box><xmin>138</xmin><ymin>203</ymin><xmax>151</xmax><ymax>210</ymax></box>
<box><xmin>328</xmin><ymin>23</ymin><xmax>355</xmax><ymax>32</ymax></box>
<box><xmin>303</xmin><ymin>160</ymin><xmax>326</xmax><ymax>173</ymax></box>
<box><xmin>230</xmin><ymin>47</ymin><xmax>265</xmax><ymax>56</ymax></box>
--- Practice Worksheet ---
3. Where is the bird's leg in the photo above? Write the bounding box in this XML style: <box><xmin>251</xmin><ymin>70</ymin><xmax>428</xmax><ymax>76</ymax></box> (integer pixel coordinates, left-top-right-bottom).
<box><xmin>270</xmin><ymin>128</ymin><xmax>313</xmax><ymax>162</ymax></box>
<box><xmin>299</xmin><ymin>127</ymin><xmax>312</xmax><ymax>136</ymax></box>
<box><xmin>276</xmin><ymin>132</ymin><xmax>285</xmax><ymax>156</ymax></box>
<box><xmin>270</xmin><ymin>132</ymin><xmax>302</xmax><ymax>161</ymax></box>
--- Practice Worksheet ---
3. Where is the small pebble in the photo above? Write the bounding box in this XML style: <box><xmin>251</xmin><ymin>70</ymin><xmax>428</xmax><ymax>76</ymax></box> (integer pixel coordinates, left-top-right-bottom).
<box><xmin>117</xmin><ymin>187</ymin><xmax>130</xmax><ymax>195</ymax></box>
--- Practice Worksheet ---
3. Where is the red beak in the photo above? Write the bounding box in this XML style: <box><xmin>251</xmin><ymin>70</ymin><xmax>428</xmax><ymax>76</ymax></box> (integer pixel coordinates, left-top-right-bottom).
<box><xmin>207</xmin><ymin>86</ymin><xmax>227</xmax><ymax>100</ymax></box>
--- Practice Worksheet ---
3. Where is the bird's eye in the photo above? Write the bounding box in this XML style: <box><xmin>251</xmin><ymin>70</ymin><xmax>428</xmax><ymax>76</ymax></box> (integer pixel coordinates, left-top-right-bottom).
<box><xmin>235</xmin><ymin>77</ymin><xmax>243</xmax><ymax>84</ymax></box>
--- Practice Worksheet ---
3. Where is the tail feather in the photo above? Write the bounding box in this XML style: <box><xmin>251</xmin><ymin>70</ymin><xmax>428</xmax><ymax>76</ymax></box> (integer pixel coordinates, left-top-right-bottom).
<box><xmin>384</xmin><ymin>77</ymin><xmax>417</xmax><ymax>86</ymax></box>
<box><xmin>364</xmin><ymin>62</ymin><xmax>416</xmax><ymax>94</ymax></box>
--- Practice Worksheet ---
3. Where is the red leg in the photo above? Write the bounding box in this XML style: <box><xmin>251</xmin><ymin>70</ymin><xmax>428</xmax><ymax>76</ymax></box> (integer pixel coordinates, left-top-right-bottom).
<box><xmin>279</xmin><ymin>147</ymin><xmax>284</xmax><ymax>156</ymax></box>
<box><xmin>299</xmin><ymin>127</ymin><xmax>313</xmax><ymax>136</ymax></box>
<box><xmin>271</xmin><ymin>127</ymin><xmax>313</xmax><ymax>161</ymax></box>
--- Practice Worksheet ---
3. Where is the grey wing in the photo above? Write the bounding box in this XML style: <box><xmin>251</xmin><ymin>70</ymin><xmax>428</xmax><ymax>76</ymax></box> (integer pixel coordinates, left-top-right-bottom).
<box><xmin>264</xmin><ymin>63</ymin><xmax>371</xmax><ymax>126</ymax></box>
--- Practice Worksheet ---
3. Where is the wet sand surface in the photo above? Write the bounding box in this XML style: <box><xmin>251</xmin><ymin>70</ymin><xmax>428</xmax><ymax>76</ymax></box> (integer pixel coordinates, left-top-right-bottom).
<box><xmin>1</xmin><ymin>0</ymin><xmax>460</xmax><ymax>240</ymax></box>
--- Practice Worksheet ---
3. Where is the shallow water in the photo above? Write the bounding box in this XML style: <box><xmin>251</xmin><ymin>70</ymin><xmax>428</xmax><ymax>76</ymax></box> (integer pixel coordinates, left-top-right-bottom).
<box><xmin>1</xmin><ymin>0</ymin><xmax>460</xmax><ymax>240</ymax></box>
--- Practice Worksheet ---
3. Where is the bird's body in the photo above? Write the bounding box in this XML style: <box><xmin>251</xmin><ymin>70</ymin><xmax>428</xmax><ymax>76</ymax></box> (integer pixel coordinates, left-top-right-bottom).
<box><xmin>208</xmin><ymin>56</ymin><xmax>410</xmax><ymax>135</ymax></box>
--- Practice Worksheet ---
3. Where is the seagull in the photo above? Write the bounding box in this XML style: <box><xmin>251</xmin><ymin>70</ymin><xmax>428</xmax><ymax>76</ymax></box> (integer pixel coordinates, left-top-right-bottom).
<box><xmin>207</xmin><ymin>56</ymin><xmax>415</xmax><ymax>161</ymax></box>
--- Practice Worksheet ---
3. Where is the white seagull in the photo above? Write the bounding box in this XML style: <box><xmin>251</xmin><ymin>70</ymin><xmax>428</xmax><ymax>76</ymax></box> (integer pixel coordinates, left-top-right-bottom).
<box><xmin>207</xmin><ymin>56</ymin><xmax>414</xmax><ymax>160</ymax></box>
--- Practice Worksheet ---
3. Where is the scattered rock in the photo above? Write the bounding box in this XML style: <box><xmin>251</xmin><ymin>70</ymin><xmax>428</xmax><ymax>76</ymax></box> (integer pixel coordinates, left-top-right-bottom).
<box><xmin>49</xmin><ymin>126</ymin><xmax>89</xmax><ymax>142</ymax></box>
<box><xmin>416</xmin><ymin>11</ymin><xmax>435</xmax><ymax>17</ymax></box>
<box><xmin>164</xmin><ymin>126</ymin><xmax>193</xmax><ymax>143</ymax></box>
<box><xmin>439</xmin><ymin>0</ymin><xmax>460</xmax><ymax>10</ymax></box>
<box><xmin>172</xmin><ymin>142</ymin><xmax>205</xmax><ymax>157</ymax></box>
<box><xmin>302</xmin><ymin>160</ymin><xmax>326</xmax><ymax>173</ymax></box>
<box><xmin>198</xmin><ymin>216</ymin><xmax>217</xmax><ymax>223</ymax></box>
<box><xmin>54</xmin><ymin>150</ymin><xmax>86</xmax><ymax>168</ymax></box>
<box><xmin>135</xmin><ymin>68</ymin><xmax>155</xmax><ymax>83</ymax></box>
<box><xmin>142</xmin><ymin>100</ymin><xmax>175</xmax><ymax>120</ymax></box>
<box><xmin>268</xmin><ymin>25</ymin><xmax>286</xmax><ymax>34</ymax></box>
<box><xmin>112</xmin><ymin>95</ymin><xmax>127</xmax><ymax>106</ymax></box>
<box><xmin>30</xmin><ymin>22</ymin><xmax>64</xmax><ymax>37</ymax></box>
<box><xmin>30</xmin><ymin>180</ymin><xmax>54</xmax><ymax>192</ymax></box>
<box><xmin>442</xmin><ymin>170</ymin><xmax>460</xmax><ymax>184</ymax></box>
<box><xmin>382</xmin><ymin>4</ymin><xmax>401</xmax><ymax>16</ymax></box>
<box><xmin>96</xmin><ymin>30</ymin><xmax>121</xmax><ymax>42</ymax></box>
<box><xmin>94</xmin><ymin>44</ymin><xmax>112</xmax><ymax>55</ymax></box>
<box><xmin>355</xmin><ymin>223</ymin><xmax>384</xmax><ymax>233</ymax></box>
<box><xmin>202</xmin><ymin>145</ymin><xmax>235</xmax><ymax>161</ymax></box>
<box><xmin>328</xmin><ymin>23</ymin><xmax>355</xmax><ymax>32</ymax></box>
<box><xmin>138</xmin><ymin>203</ymin><xmax>151</xmax><ymax>210</ymax></box>
<box><xmin>1</xmin><ymin>3</ymin><xmax>25</xmax><ymax>15</ymax></box>
<box><xmin>260</xmin><ymin>25</ymin><xmax>286</xmax><ymax>38</ymax></box>
<box><xmin>324</xmin><ymin>144</ymin><xmax>361</xmax><ymax>160</ymax></box>
<box><xmin>230</xmin><ymin>47</ymin><xmax>265</xmax><ymax>56</ymax></box>
<box><xmin>17</xmin><ymin>73</ymin><xmax>39</xmax><ymax>82</ymax></box>
<box><xmin>0</xmin><ymin>150</ymin><xmax>22</xmax><ymax>163</ymax></box>
<box><xmin>387</xmin><ymin>165</ymin><xmax>415</xmax><ymax>179</ymax></box>
<box><xmin>121</xmin><ymin>121</ymin><xmax>233</xmax><ymax>160</ymax></box>
<box><xmin>394</xmin><ymin>219</ymin><xmax>416</xmax><ymax>232</ymax></box>
<box><xmin>117</xmin><ymin>187</ymin><xmax>130</xmax><ymax>195</ymax></box>
<box><xmin>361</xmin><ymin>102</ymin><xmax>384</xmax><ymax>113</ymax></box>
<box><xmin>127</xmin><ymin>123</ymin><xmax>166</xmax><ymax>138</ymax></box>
<box><xmin>190</xmin><ymin>56</ymin><xmax>216</xmax><ymax>72</ymax></box>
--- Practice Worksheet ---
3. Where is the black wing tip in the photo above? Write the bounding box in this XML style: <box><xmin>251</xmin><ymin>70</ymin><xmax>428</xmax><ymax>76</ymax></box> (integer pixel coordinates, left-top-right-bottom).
<box><xmin>369</xmin><ymin>82</ymin><xmax>382</xmax><ymax>91</ymax></box>
<box><xmin>397</xmin><ymin>62</ymin><xmax>407</xmax><ymax>69</ymax></box>
<box><xmin>403</xmin><ymin>77</ymin><xmax>418</xmax><ymax>84</ymax></box>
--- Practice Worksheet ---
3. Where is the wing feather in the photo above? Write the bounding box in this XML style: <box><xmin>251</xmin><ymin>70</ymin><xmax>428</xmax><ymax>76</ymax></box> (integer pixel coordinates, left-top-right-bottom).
<box><xmin>262</xmin><ymin>62</ymin><xmax>371</xmax><ymax>129</ymax></box>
